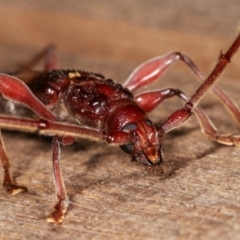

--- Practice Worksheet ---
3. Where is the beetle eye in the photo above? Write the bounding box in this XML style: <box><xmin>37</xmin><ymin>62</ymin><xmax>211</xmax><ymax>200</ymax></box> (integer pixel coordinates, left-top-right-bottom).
<box><xmin>145</xmin><ymin>119</ymin><xmax>152</xmax><ymax>126</ymax></box>
<box><xmin>120</xmin><ymin>144</ymin><xmax>134</xmax><ymax>154</ymax></box>
<box><xmin>121</xmin><ymin>123</ymin><xmax>137</xmax><ymax>132</ymax></box>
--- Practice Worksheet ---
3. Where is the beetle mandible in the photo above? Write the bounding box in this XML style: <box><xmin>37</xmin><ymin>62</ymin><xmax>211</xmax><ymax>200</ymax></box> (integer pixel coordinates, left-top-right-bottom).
<box><xmin>0</xmin><ymin>33</ymin><xmax>240</xmax><ymax>223</ymax></box>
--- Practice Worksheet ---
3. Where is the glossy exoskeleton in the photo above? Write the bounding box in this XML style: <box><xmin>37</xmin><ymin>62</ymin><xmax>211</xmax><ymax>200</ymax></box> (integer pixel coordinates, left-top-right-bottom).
<box><xmin>0</xmin><ymin>33</ymin><xmax>240</xmax><ymax>223</ymax></box>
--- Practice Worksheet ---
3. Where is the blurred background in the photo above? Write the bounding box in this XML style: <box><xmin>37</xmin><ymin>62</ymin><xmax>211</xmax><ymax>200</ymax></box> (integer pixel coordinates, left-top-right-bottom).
<box><xmin>1</xmin><ymin>1</ymin><xmax>240</xmax><ymax>239</ymax></box>
<box><xmin>0</xmin><ymin>0</ymin><xmax>240</xmax><ymax>80</ymax></box>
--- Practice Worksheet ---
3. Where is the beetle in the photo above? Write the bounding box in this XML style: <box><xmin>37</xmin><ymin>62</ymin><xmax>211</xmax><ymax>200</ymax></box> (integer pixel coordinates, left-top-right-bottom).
<box><xmin>0</xmin><ymin>33</ymin><xmax>240</xmax><ymax>223</ymax></box>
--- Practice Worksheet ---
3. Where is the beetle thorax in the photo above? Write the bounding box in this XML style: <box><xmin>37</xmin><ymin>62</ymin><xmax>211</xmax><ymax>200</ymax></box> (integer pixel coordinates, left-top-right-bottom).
<box><xmin>64</xmin><ymin>76</ymin><xmax>133</xmax><ymax>129</ymax></box>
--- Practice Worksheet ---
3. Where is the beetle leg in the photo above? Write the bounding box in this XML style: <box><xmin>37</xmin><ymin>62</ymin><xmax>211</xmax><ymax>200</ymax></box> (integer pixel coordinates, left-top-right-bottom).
<box><xmin>0</xmin><ymin>73</ymin><xmax>55</xmax><ymax>197</ymax></box>
<box><xmin>0</xmin><ymin>129</ymin><xmax>28</xmax><ymax>194</ymax></box>
<box><xmin>135</xmin><ymin>88</ymin><xmax>220</xmax><ymax>142</ymax></box>
<box><xmin>136</xmin><ymin>88</ymin><xmax>240</xmax><ymax>146</ymax></box>
<box><xmin>47</xmin><ymin>136</ymin><xmax>69</xmax><ymax>223</ymax></box>
<box><xmin>18</xmin><ymin>44</ymin><xmax>57</xmax><ymax>71</ymax></box>
<box><xmin>159</xmin><ymin>34</ymin><xmax>240</xmax><ymax>138</ymax></box>
<box><xmin>135</xmin><ymin>88</ymin><xmax>186</xmax><ymax>113</ymax></box>
<box><xmin>124</xmin><ymin>52</ymin><xmax>183</xmax><ymax>92</ymax></box>
<box><xmin>124</xmin><ymin>38</ymin><xmax>240</xmax><ymax>126</ymax></box>
<box><xmin>0</xmin><ymin>73</ymin><xmax>56</xmax><ymax>120</ymax></box>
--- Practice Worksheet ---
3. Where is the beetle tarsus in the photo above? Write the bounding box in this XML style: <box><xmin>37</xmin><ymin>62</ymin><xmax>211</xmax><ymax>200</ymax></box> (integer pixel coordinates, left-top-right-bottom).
<box><xmin>47</xmin><ymin>199</ymin><xmax>69</xmax><ymax>224</ymax></box>
<box><xmin>4</xmin><ymin>182</ymin><xmax>28</xmax><ymax>195</ymax></box>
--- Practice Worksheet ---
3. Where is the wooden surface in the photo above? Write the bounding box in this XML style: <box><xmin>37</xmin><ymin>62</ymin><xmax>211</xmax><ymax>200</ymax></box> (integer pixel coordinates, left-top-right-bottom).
<box><xmin>1</xmin><ymin>1</ymin><xmax>240</xmax><ymax>239</ymax></box>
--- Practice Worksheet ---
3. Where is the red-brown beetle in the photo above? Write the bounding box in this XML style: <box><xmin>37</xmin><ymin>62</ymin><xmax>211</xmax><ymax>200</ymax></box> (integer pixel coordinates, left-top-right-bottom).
<box><xmin>0</xmin><ymin>33</ymin><xmax>240</xmax><ymax>223</ymax></box>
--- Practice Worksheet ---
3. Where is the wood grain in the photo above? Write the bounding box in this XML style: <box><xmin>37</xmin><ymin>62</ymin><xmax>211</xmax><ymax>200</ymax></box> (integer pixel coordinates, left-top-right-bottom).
<box><xmin>0</xmin><ymin>1</ymin><xmax>240</xmax><ymax>240</ymax></box>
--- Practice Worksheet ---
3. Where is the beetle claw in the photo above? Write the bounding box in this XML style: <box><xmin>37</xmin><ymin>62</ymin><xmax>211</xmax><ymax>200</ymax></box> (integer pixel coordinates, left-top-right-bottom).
<box><xmin>47</xmin><ymin>199</ymin><xmax>69</xmax><ymax>224</ymax></box>
<box><xmin>4</xmin><ymin>183</ymin><xmax>28</xmax><ymax>195</ymax></box>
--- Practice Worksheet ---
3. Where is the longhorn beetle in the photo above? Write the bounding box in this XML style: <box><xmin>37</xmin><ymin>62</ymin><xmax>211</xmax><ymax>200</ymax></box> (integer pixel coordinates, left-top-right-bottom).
<box><xmin>0</xmin><ymin>33</ymin><xmax>240</xmax><ymax>223</ymax></box>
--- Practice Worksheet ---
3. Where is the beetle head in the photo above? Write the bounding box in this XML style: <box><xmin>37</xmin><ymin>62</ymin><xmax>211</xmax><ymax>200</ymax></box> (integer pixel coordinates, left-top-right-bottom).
<box><xmin>107</xmin><ymin>104</ymin><xmax>163</xmax><ymax>166</ymax></box>
<box><xmin>120</xmin><ymin>119</ymin><xmax>163</xmax><ymax>166</ymax></box>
